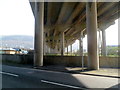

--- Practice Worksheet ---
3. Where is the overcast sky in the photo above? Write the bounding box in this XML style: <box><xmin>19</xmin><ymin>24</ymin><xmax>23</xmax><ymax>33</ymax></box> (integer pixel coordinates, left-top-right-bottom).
<box><xmin>0</xmin><ymin>0</ymin><xmax>118</xmax><ymax>50</ymax></box>
<box><xmin>0</xmin><ymin>0</ymin><xmax>34</xmax><ymax>36</ymax></box>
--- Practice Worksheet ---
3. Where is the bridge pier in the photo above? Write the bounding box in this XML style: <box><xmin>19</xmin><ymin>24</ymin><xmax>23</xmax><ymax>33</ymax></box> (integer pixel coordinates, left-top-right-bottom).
<box><xmin>67</xmin><ymin>46</ymin><xmax>68</xmax><ymax>55</ymax></box>
<box><xmin>86</xmin><ymin>1</ymin><xmax>99</xmax><ymax>70</ymax></box>
<box><xmin>79</xmin><ymin>32</ymin><xmax>83</xmax><ymax>56</ymax></box>
<box><xmin>101</xmin><ymin>29</ymin><xmax>107</xmax><ymax>56</ymax></box>
<box><xmin>43</xmin><ymin>33</ymin><xmax>46</xmax><ymax>55</ymax></box>
<box><xmin>61</xmin><ymin>32</ymin><xmax>65</xmax><ymax>56</ymax></box>
<box><xmin>34</xmin><ymin>2</ymin><xmax>44</xmax><ymax>66</ymax></box>
<box><xmin>70</xmin><ymin>44</ymin><xmax>72</xmax><ymax>55</ymax></box>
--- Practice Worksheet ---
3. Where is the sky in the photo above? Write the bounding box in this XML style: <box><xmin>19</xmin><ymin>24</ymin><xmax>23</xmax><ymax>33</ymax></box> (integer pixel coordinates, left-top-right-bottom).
<box><xmin>0</xmin><ymin>0</ymin><xmax>35</xmax><ymax>36</ymax></box>
<box><xmin>71</xmin><ymin>19</ymin><xmax>118</xmax><ymax>51</ymax></box>
<box><xmin>0</xmin><ymin>0</ymin><xmax>119</xmax><ymax>50</ymax></box>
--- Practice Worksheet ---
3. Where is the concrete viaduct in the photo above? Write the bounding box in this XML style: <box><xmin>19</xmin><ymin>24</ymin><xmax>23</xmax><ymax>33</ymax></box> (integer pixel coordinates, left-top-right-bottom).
<box><xmin>29</xmin><ymin>1</ymin><xmax>119</xmax><ymax>70</ymax></box>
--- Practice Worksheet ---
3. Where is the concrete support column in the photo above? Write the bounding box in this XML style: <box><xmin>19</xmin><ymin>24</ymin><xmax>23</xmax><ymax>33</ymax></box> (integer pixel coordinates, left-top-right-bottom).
<box><xmin>45</xmin><ymin>44</ymin><xmax>48</xmax><ymax>54</ymax></box>
<box><xmin>34</xmin><ymin>2</ymin><xmax>44</xmax><ymax>66</ymax></box>
<box><xmin>70</xmin><ymin>44</ymin><xmax>72</xmax><ymax>55</ymax></box>
<box><xmin>49</xmin><ymin>47</ymin><xmax>52</xmax><ymax>54</ymax></box>
<box><xmin>48</xmin><ymin>47</ymin><xmax>51</xmax><ymax>54</ymax></box>
<box><xmin>79</xmin><ymin>32</ymin><xmax>83</xmax><ymax>56</ymax></box>
<box><xmin>56</xmin><ymin>40</ymin><xmax>59</xmax><ymax>54</ymax></box>
<box><xmin>67</xmin><ymin>46</ymin><xmax>68</xmax><ymax>55</ymax></box>
<box><xmin>46</xmin><ymin>44</ymin><xmax>48</xmax><ymax>54</ymax></box>
<box><xmin>43</xmin><ymin>33</ymin><xmax>46</xmax><ymax>55</ymax></box>
<box><xmin>61</xmin><ymin>32</ymin><xmax>64</xmax><ymax>56</ymax></box>
<box><xmin>55</xmin><ymin>45</ymin><xmax>57</xmax><ymax>54</ymax></box>
<box><xmin>86</xmin><ymin>1</ymin><xmax>99</xmax><ymax>70</ymax></box>
<box><xmin>101</xmin><ymin>29</ymin><xmax>107</xmax><ymax>56</ymax></box>
<box><xmin>98</xmin><ymin>29</ymin><xmax>101</xmax><ymax>55</ymax></box>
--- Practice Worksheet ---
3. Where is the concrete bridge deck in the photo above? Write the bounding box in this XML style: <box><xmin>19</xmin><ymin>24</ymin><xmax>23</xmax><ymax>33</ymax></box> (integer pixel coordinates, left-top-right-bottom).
<box><xmin>30</xmin><ymin>2</ymin><xmax>119</xmax><ymax>48</ymax></box>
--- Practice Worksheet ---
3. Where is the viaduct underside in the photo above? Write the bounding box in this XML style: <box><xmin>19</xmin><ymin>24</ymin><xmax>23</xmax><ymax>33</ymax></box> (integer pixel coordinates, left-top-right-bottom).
<box><xmin>29</xmin><ymin>1</ymin><xmax>120</xmax><ymax>70</ymax></box>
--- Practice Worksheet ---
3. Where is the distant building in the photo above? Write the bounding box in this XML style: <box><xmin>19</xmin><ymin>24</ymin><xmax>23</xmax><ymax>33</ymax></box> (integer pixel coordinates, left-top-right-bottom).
<box><xmin>0</xmin><ymin>48</ymin><xmax>21</xmax><ymax>54</ymax></box>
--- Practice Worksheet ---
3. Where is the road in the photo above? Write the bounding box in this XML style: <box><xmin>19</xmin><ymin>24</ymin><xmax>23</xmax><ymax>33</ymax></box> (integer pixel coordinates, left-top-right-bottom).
<box><xmin>1</xmin><ymin>65</ymin><xmax>119</xmax><ymax>89</ymax></box>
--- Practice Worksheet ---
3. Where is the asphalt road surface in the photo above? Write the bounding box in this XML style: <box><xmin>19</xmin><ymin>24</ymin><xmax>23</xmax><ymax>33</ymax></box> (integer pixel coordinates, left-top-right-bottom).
<box><xmin>1</xmin><ymin>65</ymin><xmax>119</xmax><ymax>89</ymax></box>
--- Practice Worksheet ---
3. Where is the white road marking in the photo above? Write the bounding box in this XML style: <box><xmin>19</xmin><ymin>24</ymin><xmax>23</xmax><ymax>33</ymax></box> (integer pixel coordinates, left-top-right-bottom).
<box><xmin>0</xmin><ymin>71</ymin><xmax>19</xmax><ymax>77</ymax></box>
<box><xmin>2</xmin><ymin>65</ymin><xmax>71</xmax><ymax>75</ymax></box>
<box><xmin>41</xmin><ymin>80</ymin><xmax>87</xmax><ymax>89</ymax></box>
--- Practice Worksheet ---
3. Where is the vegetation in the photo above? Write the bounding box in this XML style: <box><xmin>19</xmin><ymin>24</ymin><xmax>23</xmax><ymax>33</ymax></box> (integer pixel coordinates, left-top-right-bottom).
<box><xmin>67</xmin><ymin>46</ymin><xmax>119</xmax><ymax>57</ymax></box>
<box><xmin>106</xmin><ymin>46</ymin><xmax>119</xmax><ymax>57</ymax></box>
<box><xmin>46</xmin><ymin>53</ymin><xmax>78</xmax><ymax>56</ymax></box>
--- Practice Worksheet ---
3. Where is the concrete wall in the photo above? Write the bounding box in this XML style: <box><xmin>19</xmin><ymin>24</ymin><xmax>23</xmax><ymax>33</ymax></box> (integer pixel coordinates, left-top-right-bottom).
<box><xmin>1</xmin><ymin>54</ymin><xmax>119</xmax><ymax>68</ymax></box>
<box><xmin>44</xmin><ymin>56</ymin><xmax>119</xmax><ymax>68</ymax></box>
<box><xmin>2</xmin><ymin>54</ymin><xmax>33</xmax><ymax>64</ymax></box>
<box><xmin>44</xmin><ymin>56</ymin><xmax>88</xmax><ymax>67</ymax></box>
<box><xmin>99</xmin><ymin>56</ymin><xmax>119</xmax><ymax>68</ymax></box>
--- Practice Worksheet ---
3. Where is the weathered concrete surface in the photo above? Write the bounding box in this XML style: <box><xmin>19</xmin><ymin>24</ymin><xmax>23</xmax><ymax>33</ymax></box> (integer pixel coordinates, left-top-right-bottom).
<box><xmin>29</xmin><ymin>2</ymin><xmax>119</xmax><ymax>70</ymax></box>
<box><xmin>99</xmin><ymin>57</ymin><xmax>119</xmax><ymax>68</ymax></box>
<box><xmin>34</xmin><ymin>2</ymin><xmax>44</xmax><ymax>66</ymax></box>
<box><xmin>44</xmin><ymin>56</ymin><xmax>119</xmax><ymax>68</ymax></box>
<box><xmin>2</xmin><ymin>54</ymin><xmax>119</xmax><ymax>68</ymax></box>
<box><xmin>29</xmin><ymin>2</ymin><xmax>119</xmax><ymax>49</ymax></box>
<box><xmin>44</xmin><ymin>56</ymin><xmax>88</xmax><ymax>66</ymax></box>
<box><xmin>2</xmin><ymin>54</ymin><xmax>33</xmax><ymax>64</ymax></box>
<box><xmin>86</xmin><ymin>2</ymin><xmax>99</xmax><ymax>70</ymax></box>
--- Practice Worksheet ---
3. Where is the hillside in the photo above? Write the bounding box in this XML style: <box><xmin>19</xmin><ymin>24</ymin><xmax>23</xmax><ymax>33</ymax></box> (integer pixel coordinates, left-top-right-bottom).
<box><xmin>1</xmin><ymin>35</ymin><xmax>34</xmax><ymax>49</ymax></box>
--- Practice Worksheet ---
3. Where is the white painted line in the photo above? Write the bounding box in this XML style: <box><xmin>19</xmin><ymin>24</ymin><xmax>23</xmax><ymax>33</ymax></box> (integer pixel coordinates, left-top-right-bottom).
<box><xmin>0</xmin><ymin>71</ymin><xmax>19</xmax><ymax>77</ymax></box>
<box><xmin>41</xmin><ymin>80</ymin><xmax>87</xmax><ymax>89</ymax></box>
<box><xmin>4</xmin><ymin>65</ymin><xmax>70</xmax><ymax>74</ymax></box>
<box><xmin>2</xmin><ymin>65</ymin><xmax>70</xmax><ymax>75</ymax></box>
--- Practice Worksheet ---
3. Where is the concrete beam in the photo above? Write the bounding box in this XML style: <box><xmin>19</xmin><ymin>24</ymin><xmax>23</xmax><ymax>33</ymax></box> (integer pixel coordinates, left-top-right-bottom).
<box><xmin>98</xmin><ymin>3</ymin><xmax>118</xmax><ymax>23</ymax></box>
<box><xmin>30</xmin><ymin>2</ymin><xmax>119</xmax><ymax>51</ymax></box>
<box><xmin>46</xmin><ymin>2</ymin><xmax>53</xmax><ymax>25</ymax></box>
<box><xmin>98</xmin><ymin>2</ymin><xmax>116</xmax><ymax>17</ymax></box>
<box><xmin>66</xmin><ymin>3</ymin><xmax>85</xmax><ymax>24</ymax></box>
<box><xmin>56</xmin><ymin>2</ymin><xmax>76</xmax><ymax>24</ymax></box>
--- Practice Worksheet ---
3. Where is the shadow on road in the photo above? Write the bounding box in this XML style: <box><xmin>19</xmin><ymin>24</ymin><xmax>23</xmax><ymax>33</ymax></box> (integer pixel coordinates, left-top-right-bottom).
<box><xmin>2</xmin><ymin>65</ymin><xmax>88</xmax><ymax>89</ymax></box>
